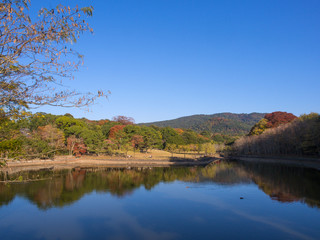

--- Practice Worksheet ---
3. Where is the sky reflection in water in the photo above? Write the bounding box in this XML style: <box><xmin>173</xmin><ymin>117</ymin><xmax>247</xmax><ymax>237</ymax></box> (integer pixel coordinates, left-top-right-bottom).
<box><xmin>0</xmin><ymin>160</ymin><xmax>320</xmax><ymax>240</ymax></box>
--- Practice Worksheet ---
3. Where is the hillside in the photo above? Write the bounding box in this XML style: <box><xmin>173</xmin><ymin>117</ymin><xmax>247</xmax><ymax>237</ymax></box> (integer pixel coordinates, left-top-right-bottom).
<box><xmin>139</xmin><ymin>112</ymin><xmax>266</xmax><ymax>136</ymax></box>
<box><xmin>233</xmin><ymin>113</ymin><xmax>320</xmax><ymax>156</ymax></box>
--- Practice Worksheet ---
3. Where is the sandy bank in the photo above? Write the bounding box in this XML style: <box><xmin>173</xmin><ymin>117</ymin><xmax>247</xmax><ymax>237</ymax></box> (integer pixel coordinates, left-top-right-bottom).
<box><xmin>0</xmin><ymin>156</ymin><xmax>217</xmax><ymax>173</ymax></box>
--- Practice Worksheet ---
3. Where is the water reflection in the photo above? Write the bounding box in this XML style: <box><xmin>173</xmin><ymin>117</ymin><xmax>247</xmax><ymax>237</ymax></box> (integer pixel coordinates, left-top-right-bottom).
<box><xmin>237</xmin><ymin>161</ymin><xmax>320</xmax><ymax>208</ymax></box>
<box><xmin>0</xmin><ymin>160</ymin><xmax>320</xmax><ymax>209</ymax></box>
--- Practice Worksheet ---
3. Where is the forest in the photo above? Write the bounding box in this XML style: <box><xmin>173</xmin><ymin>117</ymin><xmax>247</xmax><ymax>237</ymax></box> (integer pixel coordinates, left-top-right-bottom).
<box><xmin>141</xmin><ymin>112</ymin><xmax>265</xmax><ymax>136</ymax></box>
<box><xmin>232</xmin><ymin>112</ymin><xmax>320</xmax><ymax>157</ymax></box>
<box><xmin>0</xmin><ymin>113</ymin><xmax>217</xmax><ymax>160</ymax></box>
<box><xmin>1</xmin><ymin>111</ymin><xmax>319</xmax><ymax>161</ymax></box>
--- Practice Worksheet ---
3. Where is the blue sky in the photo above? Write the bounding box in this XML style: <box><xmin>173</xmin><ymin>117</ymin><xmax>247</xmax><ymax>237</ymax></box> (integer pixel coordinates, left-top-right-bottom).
<box><xmin>32</xmin><ymin>0</ymin><xmax>320</xmax><ymax>123</ymax></box>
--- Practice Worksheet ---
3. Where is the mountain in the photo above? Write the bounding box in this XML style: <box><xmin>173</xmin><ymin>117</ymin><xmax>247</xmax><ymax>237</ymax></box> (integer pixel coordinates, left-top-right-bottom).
<box><xmin>139</xmin><ymin>112</ymin><xmax>266</xmax><ymax>136</ymax></box>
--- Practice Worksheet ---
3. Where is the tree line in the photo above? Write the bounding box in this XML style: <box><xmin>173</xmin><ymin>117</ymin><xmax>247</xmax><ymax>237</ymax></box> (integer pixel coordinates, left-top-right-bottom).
<box><xmin>0</xmin><ymin>113</ymin><xmax>217</xmax><ymax>159</ymax></box>
<box><xmin>232</xmin><ymin>112</ymin><xmax>320</xmax><ymax>157</ymax></box>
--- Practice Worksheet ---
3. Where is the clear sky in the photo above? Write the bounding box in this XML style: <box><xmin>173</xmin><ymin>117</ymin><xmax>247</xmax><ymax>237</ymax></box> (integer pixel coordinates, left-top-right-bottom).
<box><xmin>32</xmin><ymin>0</ymin><xmax>320</xmax><ymax>123</ymax></box>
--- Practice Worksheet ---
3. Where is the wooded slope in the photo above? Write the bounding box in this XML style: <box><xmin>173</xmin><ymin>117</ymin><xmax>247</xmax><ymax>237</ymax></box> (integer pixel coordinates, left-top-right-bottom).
<box><xmin>140</xmin><ymin>113</ymin><xmax>266</xmax><ymax>135</ymax></box>
<box><xmin>232</xmin><ymin>113</ymin><xmax>320</xmax><ymax>157</ymax></box>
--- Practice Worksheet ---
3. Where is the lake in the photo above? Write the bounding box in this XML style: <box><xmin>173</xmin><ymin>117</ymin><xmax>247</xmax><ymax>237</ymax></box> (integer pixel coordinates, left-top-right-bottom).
<box><xmin>0</xmin><ymin>160</ymin><xmax>320</xmax><ymax>240</ymax></box>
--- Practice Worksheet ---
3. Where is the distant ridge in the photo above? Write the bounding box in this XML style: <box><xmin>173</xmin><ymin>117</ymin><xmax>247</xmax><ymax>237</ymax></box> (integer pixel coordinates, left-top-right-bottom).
<box><xmin>139</xmin><ymin>112</ymin><xmax>266</xmax><ymax>136</ymax></box>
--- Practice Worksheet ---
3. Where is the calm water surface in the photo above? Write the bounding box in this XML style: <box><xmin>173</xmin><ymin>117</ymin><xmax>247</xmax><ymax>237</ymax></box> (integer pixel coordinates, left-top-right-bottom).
<box><xmin>0</xmin><ymin>160</ymin><xmax>320</xmax><ymax>240</ymax></box>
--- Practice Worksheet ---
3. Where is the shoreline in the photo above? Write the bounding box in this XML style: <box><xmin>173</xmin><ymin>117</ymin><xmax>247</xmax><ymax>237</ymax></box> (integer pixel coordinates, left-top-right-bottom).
<box><xmin>230</xmin><ymin>155</ymin><xmax>320</xmax><ymax>169</ymax></box>
<box><xmin>0</xmin><ymin>156</ymin><xmax>217</xmax><ymax>173</ymax></box>
<box><xmin>3</xmin><ymin>154</ymin><xmax>320</xmax><ymax>172</ymax></box>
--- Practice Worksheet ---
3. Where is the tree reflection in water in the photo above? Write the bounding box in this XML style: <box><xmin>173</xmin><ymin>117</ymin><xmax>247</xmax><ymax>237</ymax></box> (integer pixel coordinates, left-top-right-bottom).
<box><xmin>0</xmin><ymin>160</ymin><xmax>320</xmax><ymax>209</ymax></box>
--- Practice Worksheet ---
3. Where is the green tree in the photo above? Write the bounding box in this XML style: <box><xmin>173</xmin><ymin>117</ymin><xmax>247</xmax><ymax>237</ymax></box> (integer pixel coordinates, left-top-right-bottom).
<box><xmin>0</xmin><ymin>138</ymin><xmax>22</xmax><ymax>158</ymax></box>
<box><xmin>123</xmin><ymin>125</ymin><xmax>142</xmax><ymax>138</ymax></box>
<box><xmin>182</xmin><ymin>130</ymin><xmax>207</xmax><ymax>145</ymax></box>
<box><xmin>212</xmin><ymin>134</ymin><xmax>225</xmax><ymax>143</ymax></box>
<box><xmin>56</xmin><ymin>116</ymin><xmax>85</xmax><ymax>131</ymax></box>
<box><xmin>103</xmin><ymin>139</ymin><xmax>117</xmax><ymax>155</ymax></box>
<box><xmin>80</xmin><ymin>128</ymin><xmax>104</xmax><ymax>154</ymax></box>
<box><xmin>113</xmin><ymin>129</ymin><xmax>130</xmax><ymax>151</ymax></box>
<box><xmin>161</xmin><ymin>127</ymin><xmax>184</xmax><ymax>148</ymax></box>
<box><xmin>140</xmin><ymin>126</ymin><xmax>162</xmax><ymax>151</ymax></box>
<box><xmin>200</xmin><ymin>131</ymin><xmax>212</xmax><ymax>139</ymax></box>
<box><xmin>165</xmin><ymin>143</ymin><xmax>177</xmax><ymax>157</ymax></box>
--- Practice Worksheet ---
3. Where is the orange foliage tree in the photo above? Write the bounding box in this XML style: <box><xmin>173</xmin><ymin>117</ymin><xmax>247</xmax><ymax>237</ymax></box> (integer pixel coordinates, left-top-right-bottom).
<box><xmin>131</xmin><ymin>135</ymin><xmax>144</xmax><ymax>150</ymax></box>
<box><xmin>108</xmin><ymin>125</ymin><xmax>126</xmax><ymax>139</ymax></box>
<box><xmin>174</xmin><ymin>128</ymin><xmax>184</xmax><ymax>135</ymax></box>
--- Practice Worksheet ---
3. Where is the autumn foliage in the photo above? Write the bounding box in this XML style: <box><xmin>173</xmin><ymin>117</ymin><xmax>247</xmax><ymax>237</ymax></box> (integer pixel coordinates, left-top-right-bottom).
<box><xmin>233</xmin><ymin>113</ymin><xmax>320</xmax><ymax>156</ymax></box>
<box><xmin>264</xmin><ymin>112</ymin><xmax>297</xmax><ymax>128</ymax></box>
<box><xmin>0</xmin><ymin>1</ymin><xmax>108</xmax><ymax>119</ymax></box>
<box><xmin>97</xmin><ymin>120</ymin><xmax>110</xmax><ymax>126</ymax></box>
<box><xmin>249</xmin><ymin>111</ymin><xmax>297</xmax><ymax>136</ymax></box>
<box><xmin>174</xmin><ymin>128</ymin><xmax>184</xmax><ymax>135</ymax></box>
<box><xmin>73</xmin><ymin>142</ymin><xmax>87</xmax><ymax>157</ymax></box>
<box><xmin>131</xmin><ymin>135</ymin><xmax>144</xmax><ymax>149</ymax></box>
<box><xmin>108</xmin><ymin>125</ymin><xmax>126</xmax><ymax>138</ymax></box>
<box><xmin>0</xmin><ymin>112</ymin><xmax>221</xmax><ymax>159</ymax></box>
<box><xmin>37</xmin><ymin>125</ymin><xmax>65</xmax><ymax>149</ymax></box>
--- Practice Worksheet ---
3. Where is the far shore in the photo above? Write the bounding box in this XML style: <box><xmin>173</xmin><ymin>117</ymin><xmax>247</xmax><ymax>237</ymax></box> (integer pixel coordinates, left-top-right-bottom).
<box><xmin>0</xmin><ymin>155</ymin><xmax>219</xmax><ymax>173</ymax></box>
<box><xmin>230</xmin><ymin>155</ymin><xmax>320</xmax><ymax>169</ymax></box>
<box><xmin>2</xmin><ymin>154</ymin><xmax>320</xmax><ymax>173</ymax></box>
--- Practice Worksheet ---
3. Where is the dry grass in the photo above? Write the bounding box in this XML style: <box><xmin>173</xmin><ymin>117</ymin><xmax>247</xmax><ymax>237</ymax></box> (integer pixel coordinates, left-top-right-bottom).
<box><xmin>52</xmin><ymin>149</ymin><xmax>207</xmax><ymax>161</ymax></box>
<box><xmin>1</xmin><ymin>150</ymin><xmax>218</xmax><ymax>171</ymax></box>
<box><xmin>5</xmin><ymin>150</ymin><xmax>215</xmax><ymax>164</ymax></box>
<box><xmin>117</xmin><ymin>149</ymin><xmax>209</xmax><ymax>160</ymax></box>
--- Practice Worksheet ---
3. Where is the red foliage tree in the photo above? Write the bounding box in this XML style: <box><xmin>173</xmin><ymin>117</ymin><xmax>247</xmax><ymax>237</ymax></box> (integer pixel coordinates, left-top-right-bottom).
<box><xmin>67</xmin><ymin>136</ymin><xmax>87</xmax><ymax>157</ymax></box>
<box><xmin>264</xmin><ymin>112</ymin><xmax>297</xmax><ymax>128</ymax></box>
<box><xmin>108</xmin><ymin>125</ymin><xmax>126</xmax><ymax>138</ymax></box>
<box><xmin>73</xmin><ymin>141</ymin><xmax>87</xmax><ymax>157</ymax></box>
<box><xmin>131</xmin><ymin>135</ymin><xmax>144</xmax><ymax>150</ymax></box>
<box><xmin>112</xmin><ymin>116</ymin><xmax>135</xmax><ymax>125</ymax></box>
